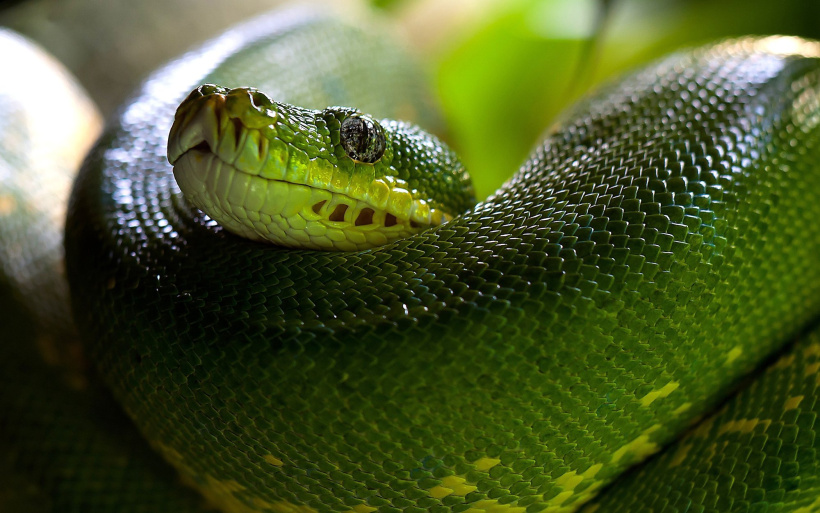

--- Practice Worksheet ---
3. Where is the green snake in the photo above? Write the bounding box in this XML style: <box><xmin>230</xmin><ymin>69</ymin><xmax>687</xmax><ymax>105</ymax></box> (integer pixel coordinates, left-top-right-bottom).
<box><xmin>5</xmin><ymin>6</ymin><xmax>820</xmax><ymax>513</ymax></box>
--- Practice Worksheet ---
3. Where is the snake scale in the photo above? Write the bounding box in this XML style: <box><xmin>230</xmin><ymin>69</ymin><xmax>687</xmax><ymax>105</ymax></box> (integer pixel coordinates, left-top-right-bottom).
<box><xmin>3</xmin><ymin>4</ymin><xmax>820</xmax><ymax>513</ymax></box>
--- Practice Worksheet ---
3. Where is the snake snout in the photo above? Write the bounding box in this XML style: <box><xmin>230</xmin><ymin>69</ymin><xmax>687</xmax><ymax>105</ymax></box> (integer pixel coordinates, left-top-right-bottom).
<box><xmin>168</xmin><ymin>85</ymin><xmax>279</xmax><ymax>167</ymax></box>
<box><xmin>167</xmin><ymin>90</ymin><xmax>225</xmax><ymax>165</ymax></box>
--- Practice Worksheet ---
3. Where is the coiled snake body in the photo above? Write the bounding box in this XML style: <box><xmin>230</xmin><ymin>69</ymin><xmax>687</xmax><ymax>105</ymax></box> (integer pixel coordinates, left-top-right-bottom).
<box><xmin>5</xmin><ymin>6</ymin><xmax>820</xmax><ymax>513</ymax></box>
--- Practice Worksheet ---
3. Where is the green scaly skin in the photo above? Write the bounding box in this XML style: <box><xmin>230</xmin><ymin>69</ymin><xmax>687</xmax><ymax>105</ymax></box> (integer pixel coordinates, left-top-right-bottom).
<box><xmin>582</xmin><ymin>322</ymin><xmax>820</xmax><ymax>512</ymax></box>
<box><xmin>63</xmin><ymin>15</ymin><xmax>820</xmax><ymax>513</ymax></box>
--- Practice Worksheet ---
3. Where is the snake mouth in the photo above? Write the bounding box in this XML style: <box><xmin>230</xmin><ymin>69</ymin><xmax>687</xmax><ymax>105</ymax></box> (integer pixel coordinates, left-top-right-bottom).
<box><xmin>168</xmin><ymin>88</ymin><xmax>449</xmax><ymax>250</ymax></box>
<box><xmin>173</xmin><ymin>148</ymin><xmax>426</xmax><ymax>250</ymax></box>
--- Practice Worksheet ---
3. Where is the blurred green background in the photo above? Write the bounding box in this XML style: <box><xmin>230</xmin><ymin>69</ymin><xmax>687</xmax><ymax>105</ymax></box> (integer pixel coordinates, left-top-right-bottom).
<box><xmin>1</xmin><ymin>0</ymin><xmax>818</xmax><ymax>198</ymax></box>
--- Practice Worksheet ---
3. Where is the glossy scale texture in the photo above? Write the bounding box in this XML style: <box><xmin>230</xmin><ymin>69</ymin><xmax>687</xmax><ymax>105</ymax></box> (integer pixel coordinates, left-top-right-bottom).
<box><xmin>582</xmin><ymin>320</ymin><xmax>820</xmax><ymax>512</ymax></box>
<box><xmin>66</xmin><ymin>14</ymin><xmax>820</xmax><ymax>513</ymax></box>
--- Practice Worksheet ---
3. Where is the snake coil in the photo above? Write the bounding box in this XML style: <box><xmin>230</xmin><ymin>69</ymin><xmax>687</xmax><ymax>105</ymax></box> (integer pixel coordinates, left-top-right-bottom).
<box><xmin>0</xmin><ymin>7</ymin><xmax>811</xmax><ymax>513</ymax></box>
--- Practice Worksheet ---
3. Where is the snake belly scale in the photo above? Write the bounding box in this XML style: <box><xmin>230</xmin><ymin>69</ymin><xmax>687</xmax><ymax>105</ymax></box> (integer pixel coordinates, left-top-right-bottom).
<box><xmin>60</xmin><ymin>6</ymin><xmax>820</xmax><ymax>513</ymax></box>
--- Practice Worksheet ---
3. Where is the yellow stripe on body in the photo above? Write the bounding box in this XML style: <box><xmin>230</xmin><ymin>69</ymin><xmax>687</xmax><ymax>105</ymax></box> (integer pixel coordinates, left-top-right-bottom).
<box><xmin>672</xmin><ymin>402</ymin><xmax>692</xmax><ymax>416</ymax></box>
<box><xmin>264</xmin><ymin>454</ymin><xmax>284</xmax><ymax>466</ymax></box>
<box><xmin>611</xmin><ymin>424</ymin><xmax>662</xmax><ymax>464</ymax></box>
<box><xmin>725</xmin><ymin>346</ymin><xmax>743</xmax><ymax>365</ymax></box>
<box><xmin>425</xmin><ymin>456</ymin><xmax>606</xmax><ymax>513</ymax></box>
<box><xmin>805</xmin><ymin>361</ymin><xmax>820</xmax><ymax>377</ymax></box>
<box><xmin>667</xmin><ymin>442</ymin><xmax>693</xmax><ymax>468</ymax></box>
<box><xmin>803</xmin><ymin>342</ymin><xmax>820</xmax><ymax>358</ymax></box>
<box><xmin>344</xmin><ymin>505</ymin><xmax>377</xmax><ymax>513</ymax></box>
<box><xmin>474</xmin><ymin>457</ymin><xmax>501</xmax><ymax>471</ymax></box>
<box><xmin>429</xmin><ymin>475</ymin><xmax>478</xmax><ymax>499</ymax></box>
<box><xmin>539</xmin><ymin>464</ymin><xmax>606</xmax><ymax>513</ymax></box>
<box><xmin>638</xmin><ymin>381</ymin><xmax>680</xmax><ymax>407</ymax></box>
<box><xmin>463</xmin><ymin>499</ymin><xmax>527</xmax><ymax>513</ymax></box>
<box><xmin>793</xmin><ymin>495</ymin><xmax>820</xmax><ymax>513</ymax></box>
<box><xmin>773</xmin><ymin>353</ymin><xmax>796</xmax><ymax>369</ymax></box>
<box><xmin>716</xmin><ymin>417</ymin><xmax>771</xmax><ymax>436</ymax></box>
<box><xmin>784</xmin><ymin>395</ymin><xmax>805</xmax><ymax>411</ymax></box>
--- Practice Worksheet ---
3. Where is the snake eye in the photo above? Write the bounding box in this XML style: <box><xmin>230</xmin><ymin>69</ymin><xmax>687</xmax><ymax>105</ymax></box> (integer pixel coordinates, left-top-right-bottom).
<box><xmin>340</xmin><ymin>115</ymin><xmax>385</xmax><ymax>163</ymax></box>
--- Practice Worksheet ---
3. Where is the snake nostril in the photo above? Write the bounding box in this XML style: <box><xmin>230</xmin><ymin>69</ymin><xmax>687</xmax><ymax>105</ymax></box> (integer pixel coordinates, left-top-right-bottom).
<box><xmin>191</xmin><ymin>141</ymin><xmax>211</xmax><ymax>153</ymax></box>
<box><xmin>355</xmin><ymin>208</ymin><xmax>374</xmax><ymax>226</ymax></box>
<box><xmin>250</xmin><ymin>90</ymin><xmax>273</xmax><ymax>108</ymax></box>
<box><xmin>385</xmin><ymin>213</ymin><xmax>397</xmax><ymax>227</ymax></box>
<box><xmin>312</xmin><ymin>200</ymin><xmax>326</xmax><ymax>214</ymax></box>
<box><xmin>329</xmin><ymin>204</ymin><xmax>348</xmax><ymax>222</ymax></box>
<box><xmin>410</xmin><ymin>219</ymin><xmax>419</xmax><ymax>228</ymax></box>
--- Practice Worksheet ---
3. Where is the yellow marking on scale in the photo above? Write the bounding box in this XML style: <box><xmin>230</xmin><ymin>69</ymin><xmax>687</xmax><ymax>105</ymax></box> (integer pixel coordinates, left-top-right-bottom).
<box><xmin>443</xmin><ymin>475</ymin><xmax>477</xmax><ymax>495</ymax></box>
<box><xmin>428</xmin><ymin>475</ymin><xmax>477</xmax><ymax>499</ymax></box>
<box><xmin>690</xmin><ymin>406</ymin><xmax>730</xmax><ymax>438</ymax></box>
<box><xmin>155</xmin><ymin>443</ymin><xmax>314</xmax><ymax>513</ymax></box>
<box><xmin>794</xmin><ymin>495</ymin><xmax>820</xmax><ymax>513</ymax></box>
<box><xmin>489</xmin><ymin>463</ymin><xmax>603</xmax><ymax>513</ymax></box>
<box><xmin>554</xmin><ymin>470</ymin><xmax>584</xmax><ymax>490</ymax></box>
<box><xmin>566</xmin><ymin>485</ymin><xmax>606</xmax><ymax>513</ymax></box>
<box><xmin>428</xmin><ymin>460</ymin><xmax>607</xmax><ymax>513</ymax></box>
<box><xmin>473</xmin><ymin>457</ymin><xmax>501</xmax><ymax>471</ymax></box>
<box><xmin>805</xmin><ymin>361</ymin><xmax>820</xmax><ymax>377</ymax></box>
<box><xmin>205</xmin><ymin>477</ymin><xmax>320</xmax><ymax>513</ymax></box>
<box><xmin>155</xmin><ymin>442</ymin><xmax>187</xmax><ymax>468</ymax></box>
<box><xmin>785</xmin><ymin>395</ymin><xmax>805</xmax><ymax>411</ymax></box>
<box><xmin>803</xmin><ymin>343</ymin><xmax>820</xmax><ymax>358</ymax></box>
<box><xmin>428</xmin><ymin>486</ymin><xmax>453</xmax><ymax>499</ymax></box>
<box><xmin>268</xmin><ymin>501</ymin><xmax>320</xmax><ymax>513</ymax></box>
<box><xmin>582</xmin><ymin>463</ymin><xmax>602</xmax><ymax>479</ymax></box>
<box><xmin>427</xmin><ymin>462</ymin><xmax>485</xmax><ymax>500</ymax></box>
<box><xmin>668</xmin><ymin>442</ymin><xmax>693</xmax><ymax>468</ymax></box>
<box><xmin>264</xmin><ymin>454</ymin><xmax>284</xmax><ymax>466</ymax></box>
<box><xmin>725</xmin><ymin>346</ymin><xmax>743</xmax><ymax>365</ymax></box>
<box><xmin>638</xmin><ymin>381</ymin><xmax>680</xmax><ymax>407</ymax></box>
<box><xmin>343</xmin><ymin>505</ymin><xmax>377</xmax><ymax>513</ymax></box>
<box><xmin>201</xmin><ymin>474</ymin><xmax>264</xmax><ymax>513</ymax></box>
<box><xmin>463</xmin><ymin>499</ymin><xmax>526</xmax><ymax>513</ymax></box>
<box><xmin>773</xmin><ymin>353</ymin><xmax>796</xmax><ymax>369</ymax></box>
<box><xmin>691</xmin><ymin>419</ymin><xmax>713</xmax><ymax>438</ymax></box>
<box><xmin>672</xmin><ymin>402</ymin><xmax>692</xmax><ymax>416</ymax></box>
<box><xmin>711</xmin><ymin>441</ymin><xmax>725</xmax><ymax>456</ymax></box>
<box><xmin>539</xmin><ymin>464</ymin><xmax>606</xmax><ymax>513</ymax></box>
<box><xmin>611</xmin><ymin>424</ymin><xmax>662</xmax><ymax>464</ymax></box>
<box><xmin>541</xmin><ymin>478</ymin><xmax>606</xmax><ymax>513</ymax></box>
<box><xmin>717</xmin><ymin>418</ymin><xmax>771</xmax><ymax>436</ymax></box>
<box><xmin>546</xmin><ymin>491</ymin><xmax>574</xmax><ymax>508</ymax></box>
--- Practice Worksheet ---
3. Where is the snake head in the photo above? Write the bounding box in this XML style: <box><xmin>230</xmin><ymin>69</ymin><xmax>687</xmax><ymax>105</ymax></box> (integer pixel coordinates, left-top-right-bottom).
<box><xmin>167</xmin><ymin>84</ymin><xmax>475</xmax><ymax>251</ymax></box>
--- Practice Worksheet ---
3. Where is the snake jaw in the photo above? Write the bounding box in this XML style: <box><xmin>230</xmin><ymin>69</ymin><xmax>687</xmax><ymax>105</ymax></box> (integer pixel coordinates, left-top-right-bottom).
<box><xmin>167</xmin><ymin>85</ymin><xmax>464</xmax><ymax>250</ymax></box>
